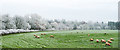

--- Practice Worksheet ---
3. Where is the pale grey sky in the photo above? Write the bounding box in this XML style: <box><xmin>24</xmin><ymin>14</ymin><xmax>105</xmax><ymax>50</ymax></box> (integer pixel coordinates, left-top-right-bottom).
<box><xmin>0</xmin><ymin>0</ymin><xmax>119</xmax><ymax>22</ymax></box>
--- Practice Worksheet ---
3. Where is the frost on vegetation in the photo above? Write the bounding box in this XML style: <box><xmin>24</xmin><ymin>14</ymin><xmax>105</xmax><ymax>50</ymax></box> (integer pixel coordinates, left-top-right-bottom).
<box><xmin>0</xmin><ymin>14</ymin><xmax>119</xmax><ymax>35</ymax></box>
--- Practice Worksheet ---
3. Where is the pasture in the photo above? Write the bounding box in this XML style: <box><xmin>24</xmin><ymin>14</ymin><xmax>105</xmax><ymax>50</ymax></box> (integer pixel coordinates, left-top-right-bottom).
<box><xmin>0</xmin><ymin>30</ymin><xmax>118</xmax><ymax>48</ymax></box>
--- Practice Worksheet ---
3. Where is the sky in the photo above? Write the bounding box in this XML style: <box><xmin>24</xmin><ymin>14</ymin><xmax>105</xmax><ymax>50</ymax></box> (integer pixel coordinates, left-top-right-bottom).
<box><xmin>0</xmin><ymin>0</ymin><xmax>119</xmax><ymax>22</ymax></box>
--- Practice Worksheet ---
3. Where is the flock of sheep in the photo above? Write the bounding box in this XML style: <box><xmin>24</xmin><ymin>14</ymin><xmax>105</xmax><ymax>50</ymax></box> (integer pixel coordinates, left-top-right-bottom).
<box><xmin>89</xmin><ymin>33</ymin><xmax>114</xmax><ymax>46</ymax></box>
<box><xmin>0</xmin><ymin>29</ymin><xmax>39</xmax><ymax>35</ymax></box>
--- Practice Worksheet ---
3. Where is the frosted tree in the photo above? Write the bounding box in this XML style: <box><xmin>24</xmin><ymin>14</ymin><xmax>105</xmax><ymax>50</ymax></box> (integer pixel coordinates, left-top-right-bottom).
<box><xmin>93</xmin><ymin>22</ymin><xmax>101</xmax><ymax>30</ymax></box>
<box><xmin>1</xmin><ymin>14</ymin><xmax>16</xmax><ymax>29</ymax></box>
<box><xmin>0</xmin><ymin>14</ymin><xmax>115</xmax><ymax>30</ymax></box>
<box><xmin>1</xmin><ymin>15</ymin><xmax>8</xmax><ymax>30</ymax></box>
<box><xmin>99</xmin><ymin>22</ymin><xmax>108</xmax><ymax>30</ymax></box>
<box><xmin>13</xmin><ymin>15</ymin><xmax>28</xmax><ymax>29</ymax></box>
<box><xmin>51</xmin><ymin>22</ymin><xmax>58</xmax><ymax>29</ymax></box>
<box><xmin>26</xmin><ymin>14</ymin><xmax>46</xmax><ymax>30</ymax></box>
<box><xmin>87</xmin><ymin>21</ymin><xmax>94</xmax><ymax>30</ymax></box>
<box><xmin>0</xmin><ymin>15</ymin><xmax>2</xmax><ymax>30</ymax></box>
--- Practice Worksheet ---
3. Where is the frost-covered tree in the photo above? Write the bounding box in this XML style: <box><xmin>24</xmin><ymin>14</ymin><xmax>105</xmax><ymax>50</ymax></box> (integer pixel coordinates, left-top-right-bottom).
<box><xmin>99</xmin><ymin>22</ymin><xmax>108</xmax><ymax>30</ymax></box>
<box><xmin>0</xmin><ymin>14</ymin><xmax>116</xmax><ymax>30</ymax></box>
<box><xmin>93</xmin><ymin>22</ymin><xmax>101</xmax><ymax>30</ymax></box>
<box><xmin>87</xmin><ymin>21</ymin><xmax>94</xmax><ymax>30</ymax></box>
<box><xmin>0</xmin><ymin>15</ymin><xmax>2</xmax><ymax>30</ymax></box>
<box><xmin>26</xmin><ymin>14</ymin><xmax>46</xmax><ymax>30</ymax></box>
<box><xmin>2</xmin><ymin>15</ymin><xmax>9</xmax><ymax>30</ymax></box>
<box><xmin>1</xmin><ymin>14</ymin><xmax>16</xmax><ymax>29</ymax></box>
<box><xmin>13</xmin><ymin>15</ymin><xmax>28</xmax><ymax>29</ymax></box>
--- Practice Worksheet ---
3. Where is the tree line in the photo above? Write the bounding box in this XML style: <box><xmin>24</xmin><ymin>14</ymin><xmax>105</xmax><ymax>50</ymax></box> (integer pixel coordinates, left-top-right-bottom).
<box><xmin>0</xmin><ymin>14</ymin><xmax>119</xmax><ymax>30</ymax></box>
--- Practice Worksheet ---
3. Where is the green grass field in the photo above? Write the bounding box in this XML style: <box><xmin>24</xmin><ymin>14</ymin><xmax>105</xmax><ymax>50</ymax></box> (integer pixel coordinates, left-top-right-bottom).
<box><xmin>0</xmin><ymin>30</ymin><xmax>118</xmax><ymax>48</ymax></box>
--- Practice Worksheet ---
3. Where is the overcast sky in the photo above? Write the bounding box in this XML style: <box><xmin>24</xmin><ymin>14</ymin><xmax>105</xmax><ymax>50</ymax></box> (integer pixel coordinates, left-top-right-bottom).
<box><xmin>0</xmin><ymin>0</ymin><xmax>119</xmax><ymax>22</ymax></box>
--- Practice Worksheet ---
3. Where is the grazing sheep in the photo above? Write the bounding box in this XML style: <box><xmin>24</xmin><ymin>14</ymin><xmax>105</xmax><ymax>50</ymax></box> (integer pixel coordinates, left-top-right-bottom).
<box><xmin>105</xmin><ymin>42</ymin><xmax>109</xmax><ymax>45</ymax></box>
<box><xmin>110</xmin><ymin>38</ymin><xmax>114</xmax><ymax>41</ymax></box>
<box><xmin>41</xmin><ymin>33</ymin><xmax>43</xmax><ymax>35</ymax></box>
<box><xmin>104</xmin><ymin>33</ymin><xmax>107</xmax><ymax>35</ymax></box>
<box><xmin>108</xmin><ymin>43</ymin><xmax>110</xmax><ymax>46</ymax></box>
<box><xmin>108</xmin><ymin>40</ymin><xmax>111</xmax><ymax>42</ymax></box>
<box><xmin>108</xmin><ymin>40</ymin><xmax>112</xmax><ymax>43</ymax></box>
<box><xmin>37</xmin><ymin>36</ymin><xmax>40</xmax><ymax>38</ymax></box>
<box><xmin>90</xmin><ymin>38</ymin><xmax>93</xmax><ymax>41</ymax></box>
<box><xmin>88</xmin><ymin>34</ymin><xmax>90</xmax><ymax>37</ymax></box>
<box><xmin>105</xmin><ymin>42</ymin><xmax>110</xmax><ymax>46</ymax></box>
<box><xmin>44</xmin><ymin>33</ymin><xmax>46</xmax><ymax>35</ymax></box>
<box><xmin>35</xmin><ymin>36</ymin><xmax>37</xmax><ymax>38</ymax></box>
<box><xmin>34</xmin><ymin>34</ymin><xmax>36</xmax><ymax>36</ymax></box>
<box><xmin>101</xmin><ymin>39</ymin><xmax>106</xmax><ymax>43</ymax></box>
<box><xmin>50</xmin><ymin>35</ymin><xmax>54</xmax><ymax>38</ymax></box>
<box><xmin>103</xmin><ymin>40</ymin><xmax>106</xmax><ymax>43</ymax></box>
<box><xmin>109</xmin><ymin>41</ymin><xmax>112</xmax><ymax>43</ymax></box>
<box><xmin>96</xmin><ymin>39</ymin><xmax>99</xmax><ymax>43</ymax></box>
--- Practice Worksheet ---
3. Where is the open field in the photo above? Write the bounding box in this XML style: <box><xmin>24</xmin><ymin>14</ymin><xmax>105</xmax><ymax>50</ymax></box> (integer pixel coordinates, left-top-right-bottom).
<box><xmin>0</xmin><ymin>30</ymin><xmax>118</xmax><ymax>48</ymax></box>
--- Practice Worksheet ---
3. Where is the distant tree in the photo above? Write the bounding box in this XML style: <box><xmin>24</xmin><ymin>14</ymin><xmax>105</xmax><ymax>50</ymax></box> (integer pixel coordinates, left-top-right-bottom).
<box><xmin>108</xmin><ymin>22</ymin><xmax>116</xmax><ymax>30</ymax></box>
<box><xmin>94</xmin><ymin>22</ymin><xmax>101</xmax><ymax>30</ymax></box>
<box><xmin>2</xmin><ymin>14</ymin><xmax>16</xmax><ymax>29</ymax></box>
<box><xmin>0</xmin><ymin>15</ymin><xmax>2</xmax><ymax>30</ymax></box>
<box><xmin>26</xmin><ymin>14</ymin><xmax>46</xmax><ymax>30</ymax></box>
<box><xmin>115</xmin><ymin>22</ymin><xmax>120</xmax><ymax>30</ymax></box>
<box><xmin>87</xmin><ymin>21</ymin><xmax>94</xmax><ymax>30</ymax></box>
<box><xmin>61</xmin><ymin>19</ymin><xmax>66</xmax><ymax>24</ymax></box>
<box><xmin>54</xmin><ymin>19</ymin><xmax>60</xmax><ymax>23</ymax></box>
<box><xmin>73</xmin><ymin>24</ymin><xmax>77</xmax><ymax>30</ymax></box>
<box><xmin>45</xmin><ymin>23</ymin><xmax>52</xmax><ymax>29</ymax></box>
<box><xmin>13</xmin><ymin>15</ymin><xmax>29</xmax><ymax>29</ymax></box>
<box><xmin>0</xmin><ymin>14</ymin><xmax>116</xmax><ymax>30</ymax></box>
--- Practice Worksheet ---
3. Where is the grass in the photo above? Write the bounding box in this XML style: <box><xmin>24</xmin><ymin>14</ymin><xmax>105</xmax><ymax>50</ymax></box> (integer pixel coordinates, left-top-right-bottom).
<box><xmin>0</xmin><ymin>30</ymin><xmax>118</xmax><ymax>48</ymax></box>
